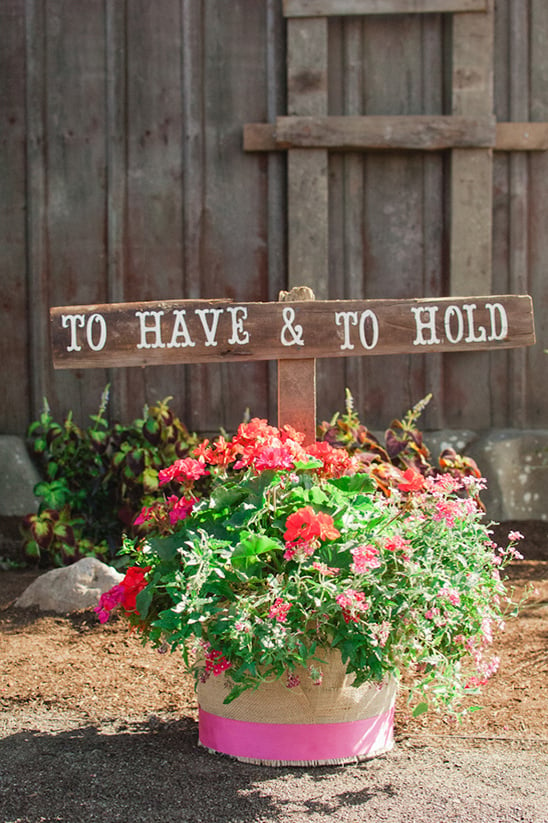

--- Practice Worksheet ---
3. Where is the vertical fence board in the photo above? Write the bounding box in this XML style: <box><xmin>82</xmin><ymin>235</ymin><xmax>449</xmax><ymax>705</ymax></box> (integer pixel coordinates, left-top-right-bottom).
<box><xmin>287</xmin><ymin>15</ymin><xmax>329</xmax><ymax>429</ymax></box>
<box><xmin>24</xmin><ymin>0</ymin><xmax>52</xmax><ymax>424</ymax></box>
<box><xmin>186</xmin><ymin>0</ymin><xmax>272</xmax><ymax>432</ymax></box>
<box><xmin>341</xmin><ymin>14</ymin><xmax>440</xmax><ymax>426</ymax></box>
<box><xmin>44</xmin><ymin>0</ymin><xmax>110</xmax><ymax>422</ymax></box>
<box><xmin>0</xmin><ymin>1</ymin><xmax>29</xmax><ymax>432</ymax></box>
<box><xmin>490</xmin><ymin>0</ymin><xmax>511</xmax><ymax>428</ymax></box>
<box><xmin>445</xmin><ymin>0</ymin><xmax>495</xmax><ymax>429</ymax></box>
<box><xmin>527</xmin><ymin>0</ymin><xmax>548</xmax><ymax>425</ymax></box>
<box><xmin>105</xmin><ymin>0</ymin><xmax>129</xmax><ymax>421</ymax></box>
<box><xmin>123</xmin><ymin>0</ymin><xmax>186</xmax><ymax>420</ymax></box>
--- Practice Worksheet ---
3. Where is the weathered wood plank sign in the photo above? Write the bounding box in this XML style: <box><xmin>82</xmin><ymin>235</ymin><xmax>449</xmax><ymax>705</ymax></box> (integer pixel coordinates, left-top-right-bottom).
<box><xmin>50</xmin><ymin>289</ymin><xmax>535</xmax><ymax>442</ymax></box>
<box><xmin>51</xmin><ymin>293</ymin><xmax>534</xmax><ymax>369</ymax></box>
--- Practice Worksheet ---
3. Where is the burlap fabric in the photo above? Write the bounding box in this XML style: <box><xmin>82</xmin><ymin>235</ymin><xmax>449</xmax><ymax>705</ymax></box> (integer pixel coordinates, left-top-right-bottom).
<box><xmin>197</xmin><ymin>649</ymin><xmax>397</xmax><ymax>725</ymax></box>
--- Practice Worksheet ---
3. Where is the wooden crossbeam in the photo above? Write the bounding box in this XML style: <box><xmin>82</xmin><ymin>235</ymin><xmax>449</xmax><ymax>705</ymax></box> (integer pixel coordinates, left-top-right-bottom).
<box><xmin>283</xmin><ymin>0</ymin><xmax>487</xmax><ymax>16</ymax></box>
<box><xmin>245</xmin><ymin>116</ymin><xmax>496</xmax><ymax>152</ymax></box>
<box><xmin>244</xmin><ymin>120</ymin><xmax>548</xmax><ymax>153</ymax></box>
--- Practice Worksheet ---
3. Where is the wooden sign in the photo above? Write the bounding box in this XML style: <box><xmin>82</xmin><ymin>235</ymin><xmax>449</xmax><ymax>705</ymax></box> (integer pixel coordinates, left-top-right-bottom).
<box><xmin>51</xmin><ymin>294</ymin><xmax>535</xmax><ymax>370</ymax></box>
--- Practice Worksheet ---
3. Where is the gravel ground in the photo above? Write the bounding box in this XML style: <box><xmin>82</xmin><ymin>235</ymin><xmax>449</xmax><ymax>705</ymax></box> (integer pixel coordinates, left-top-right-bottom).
<box><xmin>1</xmin><ymin>527</ymin><xmax>547</xmax><ymax>823</ymax></box>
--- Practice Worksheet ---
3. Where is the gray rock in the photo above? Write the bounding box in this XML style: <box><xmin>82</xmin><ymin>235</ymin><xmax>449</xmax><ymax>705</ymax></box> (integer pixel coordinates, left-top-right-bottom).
<box><xmin>467</xmin><ymin>429</ymin><xmax>548</xmax><ymax>522</ymax></box>
<box><xmin>0</xmin><ymin>436</ymin><xmax>41</xmax><ymax>516</ymax></box>
<box><xmin>15</xmin><ymin>557</ymin><xmax>124</xmax><ymax>613</ymax></box>
<box><xmin>424</xmin><ymin>430</ymin><xmax>480</xmax><ymax>462</ymax></box>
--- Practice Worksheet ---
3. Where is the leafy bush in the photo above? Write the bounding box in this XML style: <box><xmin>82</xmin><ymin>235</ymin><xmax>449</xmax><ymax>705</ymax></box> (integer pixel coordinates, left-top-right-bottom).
<box><xmin>318</xmin><ymin>391</ymin><xmax>482</xmax><ymax>497</ymax></box>
<box><xmin>21</xmin><ymin>388</ymin><xmax>199</xmax><ymax>566</ymax></box>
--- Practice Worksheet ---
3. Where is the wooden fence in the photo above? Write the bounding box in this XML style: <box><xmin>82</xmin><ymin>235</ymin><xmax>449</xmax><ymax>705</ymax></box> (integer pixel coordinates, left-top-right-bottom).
<box><xmin>1</xmin><ymin>0</ymin><xmax>547</xmax><ymax>437</ymax></box>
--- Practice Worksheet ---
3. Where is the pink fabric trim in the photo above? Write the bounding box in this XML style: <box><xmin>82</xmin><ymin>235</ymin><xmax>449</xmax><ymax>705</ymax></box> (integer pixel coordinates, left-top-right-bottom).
<box><xmin>199</xmin><ymin>706</ymin><xmax>395</xmax><ymax>763</ymax></box>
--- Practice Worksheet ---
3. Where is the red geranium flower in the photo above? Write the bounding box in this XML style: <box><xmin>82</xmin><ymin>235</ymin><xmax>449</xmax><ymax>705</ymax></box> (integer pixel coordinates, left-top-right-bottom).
<box><xmin>397</xmin><ymin>468</ymin><xmax>425</xmax><ymax>493</ymax></box>
<box><xmin>284</xmin><ymin>506</ymin><xmax>340</xmax><ymax>546</ymax></box>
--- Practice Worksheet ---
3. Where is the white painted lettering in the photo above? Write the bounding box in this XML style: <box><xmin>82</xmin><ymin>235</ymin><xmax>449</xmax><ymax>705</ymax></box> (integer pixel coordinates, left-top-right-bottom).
<box><xmin>167</xmin><ymin>310</ymin><xmax>195</xmax><ymax>349</ymax></box>
<box><xmin>280</xmin><ymin>307</ymin><xmax>304</xmax><ymax>347</ymax></box>
<box><xmin>195</xmin><ymin>308</ymin><xmax>223</xmax><ymax>347</ymax></box>
<box><xmin>335</xmin><ymin>312</ymin><xmax>358</xmax><ymax>350</ymax></box>
<box><xmin>411</xmin><ymin>306</ymin><xmax>441</xmax><ymax>345</ymax></box>
<box><xmin>358</xmin><ymin>310</ymin><xmax>379</xmax><ymax>350</ymax></box>
<box><xmin>226</xmin><ymin>306</ymin><xmax>250</xmax><ymax>345</ymax></box>
<box><xmin>61</xmin><ymin>314</ymin><xmax>86</xmax><ymax>351</ymax></box>
<box><xmin>86</xmin><ymin>313</ymin><xmax>107</xmax><ymax>352</ymax></box>
<box><xmin>443</xmin><ymin>305</ymin><xmax>464</xmax><ymax>344</ymax></box>
<box><xmin>136</xmin><ymin>310</ymin><xmax>165</xmax><ymax>349</ymax></box>
<box><xmin>486</xmin><ymin>302</ymin><xmax>508</xmax><ymax>341</ymax></box>
<box><xmin>463</xmin><ymin>304</ymin><xmax>487</xmax><ymax>343</ymax></box>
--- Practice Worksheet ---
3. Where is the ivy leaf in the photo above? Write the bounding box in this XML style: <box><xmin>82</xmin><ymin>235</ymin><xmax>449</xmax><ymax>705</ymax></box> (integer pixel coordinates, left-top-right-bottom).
<box><xmin>412</xmin><ymin>702</ymin><xmax>429</xmax><ymax>718</ymax></box>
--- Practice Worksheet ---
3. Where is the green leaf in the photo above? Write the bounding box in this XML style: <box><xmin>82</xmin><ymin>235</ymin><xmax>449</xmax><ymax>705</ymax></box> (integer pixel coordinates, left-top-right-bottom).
<box><xmin>328</xmin><ymin>474</ymin><xmax>374</xmax><ymax>494</ymax></box>
<box><xmin>147</xmin><ymin>533</ymin><xmax>185</xmax><ymax>563</ymax></box>
<box><xmin>24</xmin><ymin>540</ymin><xmax>40</xmax><ymax>558</ymax></box>
<box><xmin>412</xmin><ymin>702</ymin><xmax>429</xmax><ymax>718</ymax></box>
<box><xmin>210</xmin><ymin>486</ymin><xmax>247</xmax><ymax>512</ymax></box>
<box><xmin>34</xmin><ymin>480</ymin><xmax>71</xmax><ymax>509</ymax></box>
<box><xmin>294</xmin><ymin>458</ymin><xmax>323</xmax><ymax>470</ymax></box>
<box><xmin>135</xmin><ymin>587</ymin><xmax>153</xmax><ymax>619</ymax></box>
<box><xmin>231</xmin><ymin>534</ymin><xmax>280</xmax><ymax>567</ymax></box>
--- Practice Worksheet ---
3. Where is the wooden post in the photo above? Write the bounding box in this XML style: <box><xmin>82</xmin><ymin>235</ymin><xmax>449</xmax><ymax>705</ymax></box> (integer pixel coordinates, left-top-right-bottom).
<box><xmin>277</xmin><ymin>286</ymin><xmax>317</xmax><ymax>443</ymax></box>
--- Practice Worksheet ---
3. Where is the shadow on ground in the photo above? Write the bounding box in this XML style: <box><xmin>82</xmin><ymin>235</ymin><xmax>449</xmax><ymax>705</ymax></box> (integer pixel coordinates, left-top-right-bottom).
<box><xmin>1</xmin><ymin>718</ymin><xmax>547</xmax><ymax>823</ymax></box>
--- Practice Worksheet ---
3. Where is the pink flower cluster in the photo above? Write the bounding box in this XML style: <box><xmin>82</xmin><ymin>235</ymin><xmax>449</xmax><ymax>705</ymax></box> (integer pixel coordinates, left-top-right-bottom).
<box><xmin>192</xmin><ymin>418</ymin><xmax>358</xmax><ymax>479</ymax></box>
<box><xmin>204</xmin><ymin>648</ymin><xmax>231</xmax><ymax>677</ymax></box>
<box><xmin>95</xmin><ymin>565</ymin><xmax>150</xmax><ymax>624</ymax></box>
<box><xmin>438</xmin><ymin>585</ymin><xmax>461</xmax><ymax>606</ymax></box>
<box><xmin>336</xmin><ymin>589</ymin><xmax>370</xmax><ymax>623</ymax></box>
<box><xmin>134</xmin><ymin>495</ymin><xmax>195</xmax><ymax>531</ymax></box>
<box><xmin>351</xmin><ymin>544</ymin><xmax>381</xmax><ymax>573</ymax></box>
<box><xmin>268</xmin><ymin>598</ymin><xmax>291</xmax><ymax>623</ymax></box>
<box><xmin>158</xmin><ymin>457</ymin><xmax>210</xmax><ymax>486</ymax></box>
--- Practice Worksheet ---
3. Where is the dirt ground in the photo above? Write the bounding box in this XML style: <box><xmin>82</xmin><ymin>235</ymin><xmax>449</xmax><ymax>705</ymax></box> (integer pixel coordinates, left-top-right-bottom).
<box><xmin>0</xmin><ymin>520</ymin><xmax>547</xmax><ymax>823</ymax></box>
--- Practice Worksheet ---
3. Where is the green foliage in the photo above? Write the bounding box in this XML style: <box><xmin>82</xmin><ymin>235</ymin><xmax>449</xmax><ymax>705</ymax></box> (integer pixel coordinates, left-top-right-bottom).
<box><xmin>21</xmin><ymin>388</ymin><xmax>199</xmax><ymax>567</ymax></box>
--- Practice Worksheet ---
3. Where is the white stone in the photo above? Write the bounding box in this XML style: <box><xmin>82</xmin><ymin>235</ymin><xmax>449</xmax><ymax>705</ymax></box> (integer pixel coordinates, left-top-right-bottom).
<box><xmin>15</xmin><ymin>557</ymin><xmax>124</xmax><ymax>613</ymax></box>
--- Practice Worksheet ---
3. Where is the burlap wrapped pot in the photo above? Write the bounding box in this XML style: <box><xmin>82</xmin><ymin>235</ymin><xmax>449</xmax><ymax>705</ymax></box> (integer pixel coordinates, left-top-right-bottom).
<box><xmin>197</xmin><ymin>649</ymin><xmax>397</xmax><ymax>766</ymax></box>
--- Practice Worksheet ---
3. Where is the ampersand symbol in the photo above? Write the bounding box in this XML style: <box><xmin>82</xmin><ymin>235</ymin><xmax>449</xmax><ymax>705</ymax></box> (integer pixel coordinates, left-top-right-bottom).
<box><xmin>280</xmin><ymin>307</ymin><xmax>304</xmax><ymax>347</ymax></box>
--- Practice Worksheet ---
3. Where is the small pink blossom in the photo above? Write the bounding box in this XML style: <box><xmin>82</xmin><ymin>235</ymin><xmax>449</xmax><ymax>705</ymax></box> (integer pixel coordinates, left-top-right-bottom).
<box><xmin>312</xmin><ymin>561</ymin><xmax>340</xmax><ymax>576</ymax></box>
<box><xmin>508</xmin><ymin>530</ymin><xmax>524</xmax><ymax>542</ymax></box>
<box><xmin>283</xmin><ymin>540</ymin><xmax>316</xmax><ymax>562</ymax></box>
<box><xmin>268</xmin><ymin>598</ymin><xmax>291</xmax><ymax>623</ymax></box>
<box><xmin>438</xmin><ymin>585</ymin><xmax>461</xmax><ymax>606</ymax></box>
<box><xmin>205</xmin><ymin>648</ymin><xmax>231</xmax><ymax>676</ymax></box>
<box><xmin>167</xmin><ymin>495</ymin><xmax>195</xmax><ymax>525</ymax></box>
<box><xmin>336</xmin><ymin>589</ymin><xmax>370</xmax><ymax>623</ymax></box>
<box><xmin>351</xmin><ymin>544</ymin><xmax>381</xmax><ymax>572</ymax></box>
<box><xmin>158</xmin><ymin>458</ymin><xmax>209</xmax><ymax>486</ymax></box>
<box><xmin>384</xmin><ymin>535</ymin><xmax>413</xmax><ymax>560</ymax></box>
<box><xmin>286</xmin><ymin>672</ymin><xmax>301</xmax><ymax>688</ymax></box>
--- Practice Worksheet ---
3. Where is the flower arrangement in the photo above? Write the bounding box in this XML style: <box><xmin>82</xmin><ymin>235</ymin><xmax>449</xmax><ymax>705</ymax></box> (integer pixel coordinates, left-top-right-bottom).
<box><xmin>97</xmin><ymin>417</ymin><xmax>523</xmax><ymax>716</ymax></box>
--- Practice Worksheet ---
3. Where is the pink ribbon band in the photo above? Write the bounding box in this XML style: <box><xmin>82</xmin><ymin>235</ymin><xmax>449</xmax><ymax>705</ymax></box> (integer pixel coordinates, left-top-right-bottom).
<box><xmin>199</xmin><ymin>706</ymin><xmax>395</xmax><ymax>763</ymax></box>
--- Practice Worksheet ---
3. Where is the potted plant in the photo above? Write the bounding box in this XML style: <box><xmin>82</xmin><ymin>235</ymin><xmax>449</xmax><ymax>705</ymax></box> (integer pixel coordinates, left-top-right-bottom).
<box><xmin>96</xmin><ymin>418</ymin><xmax>524</xmax><ymax>765</ymax></box>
